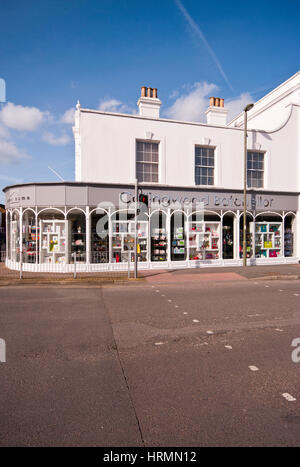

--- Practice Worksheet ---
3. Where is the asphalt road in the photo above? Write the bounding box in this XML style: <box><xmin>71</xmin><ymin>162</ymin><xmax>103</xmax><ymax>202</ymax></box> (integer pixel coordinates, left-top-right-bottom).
<box><xmin>1</xmin><ymin>278</ymin><xmax>300</xmax><ymax>446</ymax></box>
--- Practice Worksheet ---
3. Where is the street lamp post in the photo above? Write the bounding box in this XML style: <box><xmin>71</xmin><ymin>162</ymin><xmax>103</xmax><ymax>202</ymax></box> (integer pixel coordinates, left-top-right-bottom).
<box><xmin>243</xmin><ymin>103</ymin><xmax>254</xmax><ymax>267</ymax></box>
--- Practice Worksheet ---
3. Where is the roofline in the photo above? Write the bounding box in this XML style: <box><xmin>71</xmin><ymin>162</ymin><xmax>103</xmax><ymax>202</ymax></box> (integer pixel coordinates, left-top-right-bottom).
<box><xmin>228</xmin><ymin>70</ymin><xmax>300</xmax><ymax>126</ymax></box>
<box><xmin>2</xmin><ymin>181</ymin><xmax>299</xmax><ymax>197</ymax></box>
<box><xmin>79</xmin><ymin>107</ymin><xmax>245</xmax><ymax>132</ymax></box>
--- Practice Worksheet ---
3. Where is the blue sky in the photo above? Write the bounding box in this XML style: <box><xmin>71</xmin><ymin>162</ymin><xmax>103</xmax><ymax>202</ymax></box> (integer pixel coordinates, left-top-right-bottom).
<box><xmin>0</xmin><ymin>0</ymin><xmax>299</xmax><ymax>203</ymax></box>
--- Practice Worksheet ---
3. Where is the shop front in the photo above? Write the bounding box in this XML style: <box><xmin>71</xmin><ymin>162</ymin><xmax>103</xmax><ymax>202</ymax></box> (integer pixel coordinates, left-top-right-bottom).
<box><xmin>4</xmin><ymin>182</ymin><xmax>299</xmax><ymax>272</ymax></box>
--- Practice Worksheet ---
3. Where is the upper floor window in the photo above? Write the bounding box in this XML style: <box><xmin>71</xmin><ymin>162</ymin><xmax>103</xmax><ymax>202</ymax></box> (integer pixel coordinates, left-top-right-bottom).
<box><xmin>247</xmin><ymin>151</ymin><xmax>264</xmax><ymax>188</ymax></box>
<box><xmin>195</xmin><ymin>146</ymin><xmax>214</xmax><ymax>186</ymax></box>
<box><xmin>136</xmin><ymin>141</ymin><xmax>159</xmax><ymax>183</ymax></box>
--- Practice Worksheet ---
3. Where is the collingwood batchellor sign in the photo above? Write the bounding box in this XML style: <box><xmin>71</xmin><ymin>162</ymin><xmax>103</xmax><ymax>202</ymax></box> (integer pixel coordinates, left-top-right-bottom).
<box><xmin>120</xmin><ymin>191</ymin><xmax>278</xmax><ymax>210</ymax></box>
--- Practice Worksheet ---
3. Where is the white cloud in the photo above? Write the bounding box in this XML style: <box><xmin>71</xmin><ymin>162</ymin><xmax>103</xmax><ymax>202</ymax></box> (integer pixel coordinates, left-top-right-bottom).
<box><xmin>0</xmin><ymin>139</ymin><xmax>29</xmax><ymax>164</ymax></box>
<box><xmin>98</xmin><ymin>98</ymin><xmax>137</xmax><ymax>115</ymax></box>
<box><xmin>0</xmin><ymin>102</ymin><xmax>45</xmax><ymax>131</ymax></box>
<box><xmin>60</xmin><ymin>107</ymin><xmax>75</xmax><ymax>125</ymax></box>
<box><xmin>164</xmin><ymin>81</ymin><xmax>218</xmax><ymax>122</ymax></box>
<box><xmin>0</xmin><ymin>124</ymin><xmax>10</xmax><ymax>139</ymax></box>
<box><xmin>226</xmin><ymin>92</ymin><xmax>254</xmax><ymax>122</ymax></box>
<box><xmin>42</xmin><ymin>131</ymin><xmax>71</xmax><ymax>146</ymax></box>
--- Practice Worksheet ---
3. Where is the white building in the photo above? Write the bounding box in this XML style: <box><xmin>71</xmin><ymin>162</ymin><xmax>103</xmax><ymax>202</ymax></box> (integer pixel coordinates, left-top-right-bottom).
<box><xmin>4</xmin><ymin>72</ymin><xmax>300</xmax><ymax>272</ymax></box>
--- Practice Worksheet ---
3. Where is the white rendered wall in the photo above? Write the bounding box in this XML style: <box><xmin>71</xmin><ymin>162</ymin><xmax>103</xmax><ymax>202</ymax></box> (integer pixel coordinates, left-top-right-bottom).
<box><xmin>76</xmin><ymin>102</ymin><xmax>299</xmax><ymax>193</ymax></box>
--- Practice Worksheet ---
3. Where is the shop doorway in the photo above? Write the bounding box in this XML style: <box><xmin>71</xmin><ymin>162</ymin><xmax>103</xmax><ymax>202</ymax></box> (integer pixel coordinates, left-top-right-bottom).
<box><xmin>222</xmin><ymin>215</ymin><xmax>234</xmax><ymax>259</ymax></box>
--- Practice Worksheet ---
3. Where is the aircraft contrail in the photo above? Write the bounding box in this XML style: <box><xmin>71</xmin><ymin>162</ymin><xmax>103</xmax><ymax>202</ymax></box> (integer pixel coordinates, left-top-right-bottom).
<box><xmin>175</xmin><ymin>0</ymin><xmax>234</xmax><ymax>92</ymax></box>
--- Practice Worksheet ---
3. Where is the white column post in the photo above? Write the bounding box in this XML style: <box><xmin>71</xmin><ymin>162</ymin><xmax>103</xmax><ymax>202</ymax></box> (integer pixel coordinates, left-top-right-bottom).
<box><xmin>19</xmin><ymin>207</ymin><xmax>23</xmax><ymax>276</ymax></box>
<box><xmin>86</xmin><ymin>206</ymin><xmax>90</xmax><ymax>264</ymax></box>
<box><xmin>167</xmin><ymin>208</ymin><xmax>171</xmax><ymax>263</ymax></box>
<box><xmin>234</xmin><ymin>211</ymin><xmax>240</xmax><ymax>260</ymax></box>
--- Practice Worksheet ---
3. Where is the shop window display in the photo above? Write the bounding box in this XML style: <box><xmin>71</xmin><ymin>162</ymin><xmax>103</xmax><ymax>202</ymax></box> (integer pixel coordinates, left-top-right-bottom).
<box><xmin>91</xmin><ymin>211</ymin><xmax>109</xmax><ymax>263</ymax></box>
<box><xmin>171</xmin><ymin>212</ymin><xmax>186</xmax><ymax>261</ymax></box>
<box><xmin>22</xmin><ymin>210</ymin><xmax>38</xmax><ymax>263</ymax></box>
<box><xmin>39</xmin><ymin>214</ymin><xmax>66</xmax><ymax>264</ymax></box>
<box><xmin>68</xmin><ymin>212</ymin><xmax>86</xmax><ymax>263</ymax></box>
<box><xmin>188</xmin><ymin>214</ymin><xmax>220</xmax><ymax>260</ymax></box>
<box><xmin>239</xmin><ymin>216</ymin><xmax>253</xmax><ymax>259</ymax></box>
<box><xmin>111</xmin><ymin>211</ymin><xmax>148</xmax><ymax>263</ymax></box>
<box><xmin>151</xmin><ymin>211</ymin><xmax>167</xmax><ymax>262</ymax></box>
<box><xmin>284</xmin><ymin>215</ymin><xmax>296</xmax><ymax>257</ymax></box>
<box><xmin>251</xmin><ymin>221</ymin><xmax>282</xmax><ymax>258</ymax></box>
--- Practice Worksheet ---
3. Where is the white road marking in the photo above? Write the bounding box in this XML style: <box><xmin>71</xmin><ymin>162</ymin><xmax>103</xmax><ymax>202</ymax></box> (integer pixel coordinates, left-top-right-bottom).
<box><xmin>206</xmin><ymin>330</ymin><xmax>213</xmax><ymax>334</ymax></box>
<box><xmin>168</xmin><ymin>299</ymin><xmax>172</xmax><ymax>302</ymax></box>
<box><xmin>161</xmin><ymin>294</ymin><xmax>165</xmax><ymax>297</ymax></box>
<box><xmin>265</xmin><ymin>285</ymin><xmax>269</xmax><ymax>288</ymax></box>
<box><xmin>249</xmin><ymin>365</ymin><xmax>259</xmax><ymax>371</ymax></box>
<box><xmin>279</xmin><ymin>289</ymin><xmax>283</xmax><ymax>292</ymax></box>
<box><xmin>183</xmin><ymin>312</ymin><xmax>188</xmax><ymax>315</ymax></box>
<box><xmin>193</xmin><ymin>319</ymin><xmax>199</xmax><ymax>323</ymax></box>
<box><xmin>293</xmin><ymin>293</ymin><xmax>299</xmax><ymax>297</ymax></box>
<box><xmin>156</xmin><ymin>290</ymin><xmax>160</xmax><ymax>292</ymax></box>
<box><xmin>247</xmin><ymin>313</ymin><xmax>261</xmax><ymax>317</ymax></box>
<box><xmin>154</xmin><ymin>342</ymin><xmax>165</xmax><ymax>346</ymax></box>
<box><xmin>174</xmin><ymin>305</ymin><xmax>179</xmax><ymax>308</ymax></box>
<box><xmin>275</xmin><ymin>328</ymin><xmax>284</xmax><ymax>332</ymax></box>
<box><xmin>225</xmin><ymin>345</ymin><xmax>232</xmax><ymax>350</ymax></box>
<box><xmin>282</xmin><ymin>393</ymin><xmax>296</xmax><ymax>402</ymax></box>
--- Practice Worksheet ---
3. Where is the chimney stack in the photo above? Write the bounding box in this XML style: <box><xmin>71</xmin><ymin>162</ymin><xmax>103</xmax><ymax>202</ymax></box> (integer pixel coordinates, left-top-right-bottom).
<box><xmin>205</xmin><ymin>96</ymin><xmax>228</xmax><ymax>125</ymax></box>
<box><xmin>137</xmin><ymin>86</ymin><xmax>162</xmax><ymax>118</ymax></box>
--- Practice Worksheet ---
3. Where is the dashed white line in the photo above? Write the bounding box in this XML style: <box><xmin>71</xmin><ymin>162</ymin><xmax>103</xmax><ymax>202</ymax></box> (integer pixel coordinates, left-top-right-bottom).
<box><xmin>225</xmin><ymin>345</ymin><xmax>232</xmax><ymax>350</ymax></box>
<box><xmin>161</xmin><ymin>294</ymin><xmax>165</xmax><ymax>297</ymax></box>
<box><xmin>282</xmin><ymin>393</ymin><xmax>296</xmax><ymax>402</ymax></box>
<box><xmin>154</xmin><ymin>342</ymin><xmax>165</xmax><ymax>346</ymax></box>
<box><xmin>279</xmin><ymin>289</ymin><xmax>283</xmax><ymax>292</ymax></box>
<box><xmin>265</xmin><ymin>285</ymin><xmax>269</xmax><ymax>288</ymax></box>
<box><xmin>206</xmin><ymin>330</ymin><xmax>213</xmax><ymax>335</ymax></box>
<box><xmin>168</xmin><ymin>299</ymin><xmax>172</xmax><ymax>303</ymax></box>
<box><xmin>275</xmin><ymin>328</ymin><xmax>284</xmax><ymax>332</ymax></box>
<box><xmin>293</xmin><ymin>293</ymin><xmax>299</xmax><ymax>297</ymax></box>
<box><xmin>174</xmin><ymin>305</ymin><xmax>179</xmax><ymax>308</ymax></box>
<box><xmin>193</xmin><ymin>319</ymin><xmax>199</xmax><ymax>323</ymax></box>
<box><xmin>248</xmin><ymin>365</ymin><xmax>259</xmax><ymax>371</ymax></box>
<box><xmin>183</xmin><ymin>312</ymin><xmax>188</xmax><ymax>315</ymax></box>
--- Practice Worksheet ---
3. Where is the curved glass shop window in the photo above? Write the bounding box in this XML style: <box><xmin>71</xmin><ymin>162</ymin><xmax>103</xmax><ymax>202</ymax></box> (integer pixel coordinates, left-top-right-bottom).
<box><xmin>111</xmin><ymin>210</ymin><xmax>148</xmax><ymax>263</ymax></box>
<box><xmin>11</xmin><ymin>210</ymin><xmax>20</xmax><ymax>262</ymax></box>
<box><xmin>239</xmin><ymin>214</ymin><xmax>254</xmax><ymax>259</ymax></box>
<box><xmin>188</xmin><ymin>213</ymin><xmax>220</xmax><ymax>260</ymax></box>
<box><xmin>150</xmin><ymin>211</ymin><xmax>167</xmax><ymax>262</ymax></box>
<box><xmin>253</xmin><ymin>214</ymin><xmax>283</xmax><ymax>259</ymax></box>
<box><xmin>38</xmin><ymin>210</ymin><xmax>66</xmax><ymax>265</ymax></box>
<box><xmin>284</xmin><ymin>214</ymin><xmax>296</xmax><ymax>257</ymax></box>
<box><xmin>171</xmin><ymin>211</ymin><xmax>186</xmax><ymax>261</ymax></box>
<box><xmin>67</xmin><ymin>210</ymin><xmax>86</xmax><ymax>263</ymax></box>
<box><xmin>90</xmin><ymin>209</ymin><xmax>109</xmax><ymax>263</ymax></box>
<box><xmin>22</xmin><ymin>210</ymin><xmax>38</xmax><ymax>263</ymax></box>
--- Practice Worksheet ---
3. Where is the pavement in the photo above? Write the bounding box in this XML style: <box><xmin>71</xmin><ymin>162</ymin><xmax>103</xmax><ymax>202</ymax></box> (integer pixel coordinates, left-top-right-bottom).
<box><xmin>1</xmin><ymin>261</ymin><xmax>300</xmax><ymax>286</ymax></box>
<box><xmin>1</xmin><ymin>278</ymin><xmax>300</xmax><ymax>446</ymax></box>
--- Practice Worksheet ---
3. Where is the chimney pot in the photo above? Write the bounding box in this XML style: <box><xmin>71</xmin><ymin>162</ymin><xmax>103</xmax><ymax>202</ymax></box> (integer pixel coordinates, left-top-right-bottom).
<box><xmin>215</xmin><ymin>98</ymin><xmax>220</xmax><ymax>107</ymax></box>
<box><xmin>147</xmin><ymin>87</ymin><xmax>152</xmax><ymax>98</ymax></box>
<box><xmin>153</xmin><ymin>88</ymin><xmax>158</xmax><ymax>98</ymax></box>
<box><xmin>220</xmin><ymin>98</ymin><xmax>224</xmax><ymax>108</ymax></box>
<box><xmin>209</xmin><ymin>97</ymin><xmax>214</xmax><ymax>107</ymax></box>
<box><xmin>141</xmin><ymin>86</ymin><xmax>147</xmax><ymax>97</ymax></box>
